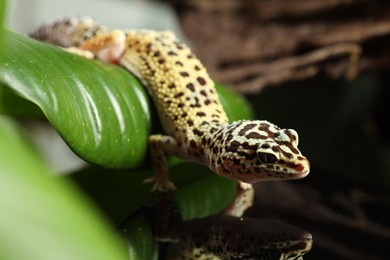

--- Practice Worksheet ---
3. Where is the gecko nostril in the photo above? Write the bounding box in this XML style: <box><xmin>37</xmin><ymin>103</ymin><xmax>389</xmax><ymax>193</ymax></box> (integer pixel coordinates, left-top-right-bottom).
<box><xmin>295</xmin><ymin>164</ymin><xmax>304</xmax><ymax>172</ymax></box>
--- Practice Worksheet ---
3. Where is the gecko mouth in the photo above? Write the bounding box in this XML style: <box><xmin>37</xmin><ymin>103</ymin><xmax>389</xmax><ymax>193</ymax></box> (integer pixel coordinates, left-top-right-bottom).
<box><xmin>297</xmin><ymin>169</ymin><xmax>310</xmax><ymax>178</ymax></box>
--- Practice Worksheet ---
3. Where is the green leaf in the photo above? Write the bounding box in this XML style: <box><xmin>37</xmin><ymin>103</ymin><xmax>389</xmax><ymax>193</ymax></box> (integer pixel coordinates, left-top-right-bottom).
<box><xmin>0</xmin><ymin>116</ymin><xmax>129</xmax><ymax>260</ymax></box>
<box><xmin>216</xmin><ymin>82</ymin><xmax>254</xmax><ymax>121</ymax></box>
<box><xmin>172</xmin><ymin>170</ymin><xmax>236</xmax><ymax>220</ymax></box>
<box><xmin>0</xmin><ymin>30</ymin><xmax>253</xmax><ymax>171</ymax></box>
<box><xmin>0</xmin><ymin>1</ymin><xmax>6</xmax><ymax>60</ymax></box>
<box><xmin>0</xmin><ymin>29</ymin><xmax>151</xmax><ymax>169</ymax></box>
<box><xmin>72</xmin><ymin>162</ymin><xmax>235</xmax><ymax>223</ymax></box>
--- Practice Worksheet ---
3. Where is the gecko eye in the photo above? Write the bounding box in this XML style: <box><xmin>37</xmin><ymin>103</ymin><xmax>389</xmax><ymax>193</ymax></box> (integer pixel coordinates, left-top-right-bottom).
<box><xmin>257</xmin><ymin>152</ymin><xmax>278</xmax><ymax>164</ymax></box>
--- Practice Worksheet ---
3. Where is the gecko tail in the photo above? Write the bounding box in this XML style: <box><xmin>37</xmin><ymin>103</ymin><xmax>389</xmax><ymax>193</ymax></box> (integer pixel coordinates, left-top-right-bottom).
<box><xmin>29</xmin><ymin>16</ymin><xmax>107</xmax><ymax>47</ymax></box>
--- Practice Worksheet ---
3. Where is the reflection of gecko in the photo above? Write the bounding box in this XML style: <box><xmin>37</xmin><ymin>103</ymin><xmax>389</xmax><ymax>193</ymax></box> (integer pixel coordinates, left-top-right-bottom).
<box><xmin>30</xmin><ymin>17</ymin><xmax>310</xmax><ymax>192</ymax></box>
<box><xmin>160</xmin><ymin>214</ymin><xmax>313</xmax><ymax>259</ymax></box>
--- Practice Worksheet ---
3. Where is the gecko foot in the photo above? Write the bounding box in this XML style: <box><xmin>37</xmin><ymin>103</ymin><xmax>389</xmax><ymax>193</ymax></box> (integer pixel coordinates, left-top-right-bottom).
<box><xmin>222</xmin><ymin>182</ymin><xmax>254</xmax><ymax>217</ymax></box>
<box><xmin>62</xmin><ymin>47</ymin><xmax>94</xmax><ymax>59</ymax></box>
<box><xmin>144</xmin><ymin>176</ymin><xmax>176</xmax><ymax>193</ymax></box>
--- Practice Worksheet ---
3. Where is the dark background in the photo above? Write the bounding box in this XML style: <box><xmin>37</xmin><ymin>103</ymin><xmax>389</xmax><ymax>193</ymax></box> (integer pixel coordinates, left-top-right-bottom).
<box><xmin>162</xmin><ymin>0</ymin><xmax>390</xmax><ymax>259</ymax></box>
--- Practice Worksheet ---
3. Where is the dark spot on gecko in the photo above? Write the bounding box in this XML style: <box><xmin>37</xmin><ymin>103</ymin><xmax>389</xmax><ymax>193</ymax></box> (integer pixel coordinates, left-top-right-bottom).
<box><xmin>193</xmin><ymin>129</ymin><xmax>203</xmax><ymax>136</ymax></box>
<box><xmin>181</xmin><ymin>112</ymin><xmax>187</xmax><ymax>118</ymax></box>
<box><xmin>210</xmin><ymin>158</ymin><xmax>215</xmax><ymax>167</ymax></box>
<box><xmin>173</xmin><ymin>115</ymin><xmax>178</xmax><ymax>120</ymax></box>
<box><xmin>153</xmin><ymin>51</ymin><xmax>160</xmax><ymax>57</ymax></box>
<box><xmin>204</xmin><ymin>99</ymin><xmax>211</xmax><ymax>105</ymax></box>
<box><xmin>196</xmin><ymin>112</ymin><xmax>206</xmax><ymax>117</ymax></box>
<box><xmin>233</xmin><ymin>158</ymin><xmax>240</xmax><ymax>166</ymax></box>
<box><xmin>178</xmin><ymin>103</ymin><xmax>184</xmax><ymax>108</ymax></box>
<box><xmin>272</xmin><ymin>146</ymin><xmax>279</xmax><ymax>153</ymax></box>
<box><xmin>175</xmin><ymin>61</ymin><xmax>183</xmax><ymax>66</ymax></box>
<box><xmin>174</xmin><ymin>41</ymin><xmax>183</xmax><ymax>49</ymax></box>
<box><xmin>242</xmin><ymin>141</ymin><xmax>258</xmax><ymax>150</ymax></box>
<box><xmin>168</xmin><ymin>83</ymin><xmax>175</xmax><ymax>89</ymax></box>
<box><xmin>289</xmin><ymin>146</ymin><xmax>300</xmax><ymax>155</ymax></box>
<box><xmin>180</xmin><ymin>71</ymin><xmax>189</xmax><ymax>77</ymax></box>
<box><xmin>261</xmin><ymin>143</ymin><xmax>271</xmax><ymax>149</ymax></box>
<box><xmin>187</xmin><ymin>120</ymin><xmax>194</xmax><ymax>126</ymax></box>
<box><xmin>287</xmin><ymin>162</ymin><xmax>295</xmax><ymax>168</ymax></box>
<box><xmin>280</xmin><ymin>150</ymin><xmax>293</xmax><ymax>159</ymax></box>
<box><xmin>187</xmin><ymin>54</ymin><xmax>194</xmax><ymax>59</ymax></box>
<box><xmin>194</xmin><ymin>65</ymin><xmax>201</xmax><ymax>71</ymax></box>
<box><xmin>238</xmin><ymin>123</ymin><xmax>256</xmax><ymax>136</ymax></box>
<box><xmin>200</xmin><ymin>90</ymin><xmax>207</xmax><ymax>97</ymax></box>
<box><xmin>227</xmin><ymin>140</ymin><xmax>241</xmax><ymax>152</ymax></box>
<box><xmin>158</xmin><ymin>59</ymin><xmax>165</xmax><ymax>64</ymax></box>
<box><xmin>174</xmin><ymin>92</ymin><xmax>184</xmax><ymax>98</ymax></box>
<box><xmin>217</xmin><ymin>157</ymin><xmax>223</xmax><ymax>165</ymax></box>
<box><xmin>197</xmin><ymin>77</ymin><xmax>206</xmax><ymax>86</ymax></box>
<box><xmin>167</xmin><ymin>51</ymin><xmax>177</xmax><ymax>56</ymax></box>
<box><xmin>190</xmin><ymin>140</ymin><xmax>196</xmax><ymax>148</ymax></box>
<box><xmin>297</xmin><ymin>156</ymin><xmax>305</xmax><ymax>161</ymax></box>
<box><xmin>258</xmin><ymin>124</ymin><xmax>270</xmax><ymax>132</ymax></box>
<box><xmin>247</xmin><ymin>132</ymin><xmax>267</xmax><ymax>139</ymax></box>
<box><xmin>186</xmin><ymin>83</ymin><xmax>195</xmax><ymax>92</ymax></box>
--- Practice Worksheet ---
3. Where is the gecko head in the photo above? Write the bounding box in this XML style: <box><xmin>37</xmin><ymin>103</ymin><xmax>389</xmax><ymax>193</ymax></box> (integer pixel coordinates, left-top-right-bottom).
<box><xmin>208</xmin><ymin>120</ymin><xmax>310</xmax><ymax>183</ymax></box>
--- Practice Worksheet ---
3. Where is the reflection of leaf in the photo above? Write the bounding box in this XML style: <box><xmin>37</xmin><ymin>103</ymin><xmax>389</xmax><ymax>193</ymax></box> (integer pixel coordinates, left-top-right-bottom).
<box><xmin>0</xmin><ymin>30</ymin><xmax>151</xmax><ymax>169</ymax></box>
<box><xmin>0</xmin><ymin>117</ymin><xmax>128</xmax><ymax>260</ymax></box>
<box><xmin>72</xmin><ymin>163</ymin><xmax>236</xmax><ymax>224</ymax></box>
<box><xmin>123</xmin><ymin>212</ymin><xmax>158</xmax><ymax>260</ymax></box>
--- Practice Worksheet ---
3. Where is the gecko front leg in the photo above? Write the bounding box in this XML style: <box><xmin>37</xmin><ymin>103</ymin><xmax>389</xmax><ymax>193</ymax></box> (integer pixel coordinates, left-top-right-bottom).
<box><xmin>60</xmin><ymin>30</ymin><xmax>126</xmax><ymax>62</ymax></box>
<box><xmin>62</xmin><ymin>47</ymin><xmax>95</xmax><ymax>59</ymax></box>
<box><xmin>222</xmin><ymin>182</ymin><xmax>254</xmax><ymax>217</ymax></box>
<box><xmin>145</xmin><ymin>134</ymin><xmax>183</xmax><ymax>192</ymax></box>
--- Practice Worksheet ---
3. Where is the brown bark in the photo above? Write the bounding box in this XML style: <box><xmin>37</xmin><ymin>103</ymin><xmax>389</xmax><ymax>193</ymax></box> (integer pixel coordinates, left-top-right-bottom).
<box><xmin>166</xmin><ymin>0</ymin><xmax>390</xmax><ymax>93</ymax></box>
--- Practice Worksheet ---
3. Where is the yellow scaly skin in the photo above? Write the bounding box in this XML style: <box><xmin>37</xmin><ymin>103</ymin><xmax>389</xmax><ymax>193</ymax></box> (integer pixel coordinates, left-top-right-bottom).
<box><xmin>30</xmin><ymin>17</ymin><xmax>310</xmax><ymax>192</ymax></box>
